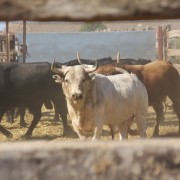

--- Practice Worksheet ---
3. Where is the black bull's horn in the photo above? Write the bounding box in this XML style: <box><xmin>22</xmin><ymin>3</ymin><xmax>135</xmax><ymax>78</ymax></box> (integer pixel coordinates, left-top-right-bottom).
<box><xmin>51</xmin><ymin>59</ymin><xmax>65</xmax><ymax>74</ymax></box>
<box><xmin>117</xmin><ymin>51</ymin><xmax>120</xmax><ymax>64</ymax></box>
<box><xmin>77</xmin><ymin>52</ymin><xmax>98</xmax><ymax>73</ymax></box>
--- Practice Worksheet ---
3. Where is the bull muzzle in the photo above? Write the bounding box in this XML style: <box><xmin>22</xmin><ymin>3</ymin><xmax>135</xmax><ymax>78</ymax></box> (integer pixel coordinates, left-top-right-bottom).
<box><xmin>72</xmin><ymin>92</ymin><xmax>83</xmax><ymax>101</ymax></box>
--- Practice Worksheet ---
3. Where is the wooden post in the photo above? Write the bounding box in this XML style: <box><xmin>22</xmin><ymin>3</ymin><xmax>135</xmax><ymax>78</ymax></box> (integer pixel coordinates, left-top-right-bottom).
<box><xmin>157</xmin><ymin>26</ymin><xmax>163</xmax><ymax>60</ymax></box>
<box><xmin>164</xmin><ymin>25</ymin><xmax>171</xmax><ymax>61</ymax></box>
<box><xmin>6</xmin><ymin>21</ymin><xmax>10</xmax><ymax>62</ymax></box>
<box><xmin>23</xmin><ymin>20</ymin><xmax>26</xmax><ymax>63</ymax></box>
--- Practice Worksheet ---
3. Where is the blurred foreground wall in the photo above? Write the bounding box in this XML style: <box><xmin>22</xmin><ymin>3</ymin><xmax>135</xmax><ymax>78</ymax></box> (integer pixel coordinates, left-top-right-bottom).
<box><xmin>0</xmin><ymin>139</ymin><xmax>180</xmax><ymax>180</ymax></box>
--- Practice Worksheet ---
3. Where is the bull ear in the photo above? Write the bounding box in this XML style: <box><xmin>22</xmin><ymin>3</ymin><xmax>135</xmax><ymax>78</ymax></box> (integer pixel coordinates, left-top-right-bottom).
<box><xmin>52</xmin><ymin>74</ymin><xmax>63</xmax><ymax>84</ymax></box>
<box><xmin>88</xmin><ymin>73</ymin><xmax>96</xmax><ymax>80</ymax></box>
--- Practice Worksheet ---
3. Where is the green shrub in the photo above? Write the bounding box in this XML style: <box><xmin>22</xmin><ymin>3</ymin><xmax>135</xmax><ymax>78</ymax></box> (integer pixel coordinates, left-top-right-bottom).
<box><xmin>79</xmin><ymin>22</ymin><xmax>107</xmax><ymax>32</ymax></box>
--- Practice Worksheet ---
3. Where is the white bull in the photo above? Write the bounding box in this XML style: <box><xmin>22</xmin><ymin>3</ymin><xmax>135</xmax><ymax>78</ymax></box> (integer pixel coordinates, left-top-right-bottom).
<box><xmin>51</xmin><ymin>62</ymin><xmax>148</xmax><ymax>141</ymax></box>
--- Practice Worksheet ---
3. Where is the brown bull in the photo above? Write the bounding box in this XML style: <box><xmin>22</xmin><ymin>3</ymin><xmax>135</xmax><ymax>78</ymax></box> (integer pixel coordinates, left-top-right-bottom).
<box><xmin>97</xmin><ymin>60</ymin><xmax>180</xmax><ymax>136</ymax></box>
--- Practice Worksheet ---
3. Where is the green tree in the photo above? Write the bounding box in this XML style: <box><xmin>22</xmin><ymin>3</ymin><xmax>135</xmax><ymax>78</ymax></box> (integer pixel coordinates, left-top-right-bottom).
<box><xmin>79</xmin><ymin>22</ymin><xmax>107</xmax><ymax>32</ymax></box>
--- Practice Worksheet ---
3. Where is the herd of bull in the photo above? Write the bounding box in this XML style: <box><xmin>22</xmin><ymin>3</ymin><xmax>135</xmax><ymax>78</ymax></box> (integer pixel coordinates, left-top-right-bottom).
<box><xmin>0</xmin><ymin>52</ymin><xmax>180</xmax><ymax>141</ymax></box>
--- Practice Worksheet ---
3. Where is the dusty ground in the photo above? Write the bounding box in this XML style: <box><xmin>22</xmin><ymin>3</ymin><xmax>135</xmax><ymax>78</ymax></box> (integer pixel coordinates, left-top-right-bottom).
<box><xmin>0</xmin><ymin>102</ymin><xmax>179</xmax><ymax>142</ymax></box>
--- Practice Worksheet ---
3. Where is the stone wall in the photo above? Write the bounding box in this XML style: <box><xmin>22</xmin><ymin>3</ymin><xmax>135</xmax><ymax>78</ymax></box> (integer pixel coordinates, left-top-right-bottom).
<box><xmin>0</xmin><ymin>139</ymin><xmax>180</xmax><ymax>180</ymax></box>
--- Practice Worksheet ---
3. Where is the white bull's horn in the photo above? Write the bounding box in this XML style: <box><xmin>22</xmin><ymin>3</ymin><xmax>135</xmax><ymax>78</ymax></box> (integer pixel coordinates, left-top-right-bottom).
<box><xmin>51</xmin><ymin>59</ymin><xmax>65</xmax><ymax>74</ymax></box>
<box><xmin>117</xmin><ymin>52</ymin><xmax>120</xmax><ymax>64</ymax></box>
<box><xmin>84</xmin><ymin>60</ymin><xmax>98</xmax><ymax>73</ymax></box>
<box><xmin>77</xmin><ymin>52</ymin><xmax>82</xmax><ymax>64</ymax></box>
<box><xmin>114</xmin><ymin>67</ymin><xmax>129</xmax><ymax>74</ymax></box>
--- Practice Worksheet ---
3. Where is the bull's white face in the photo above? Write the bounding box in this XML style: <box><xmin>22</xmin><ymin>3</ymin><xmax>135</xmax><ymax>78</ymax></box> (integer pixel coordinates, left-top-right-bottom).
<box><xmin>62</xmin><ymin>66</ymin><xmax>93</xmax><ymax>104</ymax></box>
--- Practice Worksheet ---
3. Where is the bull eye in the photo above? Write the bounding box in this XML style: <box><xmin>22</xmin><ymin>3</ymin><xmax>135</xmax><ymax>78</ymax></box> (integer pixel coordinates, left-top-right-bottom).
<box><xmin>82</xmin><ymin>78</ymin><xmax>86</xmax><ymax>83</ymax></box>
<box><xmin>65</xmin><ymin>79</ymin><xmax>69</xmax><ymax>83</ymax></box>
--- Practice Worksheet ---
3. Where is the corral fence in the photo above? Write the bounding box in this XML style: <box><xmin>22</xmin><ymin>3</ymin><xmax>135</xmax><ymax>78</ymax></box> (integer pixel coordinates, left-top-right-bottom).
<box><xmin>0</xmin><ymin>0</ymin><xmax>180</xmax><ymax>179</ymax></box>
<box><xmin>0</xmin><ymin>34</ymin><xmax>16</xmax><ymax>62</ymax></box>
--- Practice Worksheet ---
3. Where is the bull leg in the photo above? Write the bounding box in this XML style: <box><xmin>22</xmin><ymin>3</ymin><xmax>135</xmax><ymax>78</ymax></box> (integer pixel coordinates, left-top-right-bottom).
<box><xmin>92</xmin><ymin>121</ymin><xmax>103</xmax><ymax>141</ymax></box>
<box><xmin>0</xmin><ymin>111</ymin><xmax>12</xmax><ymax>138</ymax></box>
<box><xmin>135</xmin><ymin>111</ymin><xmax>147</xmax><ymax>138</ymax></box>
<box><xmin>6</xmin><ymin>111</ymin><xmax>12</xmax><ymax>123</ymax></box>
<box><xmin>53</xmin><ymin>105</ymin><xmax>60</xmax><ymax>122</ymax></box>
<box><xmin>52</xmin><ymin>98</ymin><xmax>69</xmax><ymax>136</ymax></box>
<box><xmin>72</xmin><ymin>121</ymin><xmax>86</xmax><ymax>141</ymax></box>
<box><xmin>169</xmin><ymin>96</ymin><xmax>180</xmax><ymax>134</ymax></box>
<box><xmin>0</xmin><ymin>125</ymin><xmax>12</xmax><ymax>138</ymax></box>
<box><xmin>108</xmin><ymin>125</ymin><xmax>115</xmax><ymax>140</ymax></box>
<box><xmin>19</xmin><ymin>107</ymin><xmax>26</xmax><ymax>128</ymax></box>
<box><xmin>118</xmin><ymin>123</ymin><xmax>128</xmax><ymax>141</ymax></box>
<box><xmin>152</xmin><ymin>102</ymin><xmax>164</xmax><ymax>136</ymax></box>
<box><xmin>24</xmin><ymin>107</ymin><xmax>42</xmax><ymax>138</ymax></box>
<box><xmin>55</xmin><ymin>103</ymin><xmax>68</xmax><ymax>136</ymax></box>
<box><xmin>6</xmin><ymin>109</ymin><xmax>15</xmax><ymax>124</ymax></box>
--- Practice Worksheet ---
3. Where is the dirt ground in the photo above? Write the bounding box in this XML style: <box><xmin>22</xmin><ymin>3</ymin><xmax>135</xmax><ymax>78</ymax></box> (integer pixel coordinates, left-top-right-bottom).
<box><xmin>0</xmin><ymin>104</ymin><xmax>179</xmax><ymax>142</ymax></box>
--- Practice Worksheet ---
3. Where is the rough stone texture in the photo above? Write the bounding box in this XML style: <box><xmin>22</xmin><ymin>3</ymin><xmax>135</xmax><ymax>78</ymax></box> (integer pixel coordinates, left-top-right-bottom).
<box><xmin>0</xmin><ymin>0</ymin><xmax>179</xmax><ymax>21</ymax></box>
<box><xmin>0</xmin><ymin>139</ymin><xmax>180</xmax><ymax>180</ymax></box>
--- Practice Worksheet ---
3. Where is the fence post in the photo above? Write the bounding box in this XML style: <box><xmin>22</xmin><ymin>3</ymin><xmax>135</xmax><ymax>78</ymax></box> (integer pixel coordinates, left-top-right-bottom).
<box><xmin>6</xmin><ymin>21</ymin><xmax>10</xmax><ymax>62</ymax></box>
<box><xmin>157</xmin><ymin>26</ymin><xmax>163</xmax><ymax>60</ymax></box>
<box><xmin>23</xmin><ymin>20</ymin><xmax>26</xmax><ymax>63</ymax></box>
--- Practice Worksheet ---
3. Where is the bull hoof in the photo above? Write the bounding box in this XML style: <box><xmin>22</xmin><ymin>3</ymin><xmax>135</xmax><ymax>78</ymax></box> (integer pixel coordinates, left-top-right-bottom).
<box><xmin>23</xmin><ymin>133</ymin><xmax>32</xmax><ymax>139</ymax></box>
<box><xmin>7</xmin><ymin>132</ymin><xmax>13</xmax><ymax>138</ymax></box>
<box><xmin>62</xmin><ymin>126</ymin><xmax>73</xmax><ymax>136</ymax></box>
<box><xmin>20</xmin><ymin>123</ymin><xmax>26</xmax><ymax>128</ymax></box>
<box><xmin>92</xmin><ymin>138</ymin><xmax>99</xmax><ymax>142</ymax></box>
<box><xmin>152</xmin><ymin>132</ymin><xmax>160</xmax><ymax>137</ymax></box>
<box><xmin>80</xmin><ymin>136</ymin><xmax>87</xmax><ymax>141</ymax></box>
<box><xmin>53</xmin><ymin>117</ymin><xmax>60</xmax><ymax>122</ymax></box>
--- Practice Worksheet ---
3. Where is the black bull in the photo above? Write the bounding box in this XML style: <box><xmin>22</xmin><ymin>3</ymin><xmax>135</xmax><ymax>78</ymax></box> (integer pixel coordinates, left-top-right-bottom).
<box><xmin>0</xmin><ymin>62</ymin><xmax>68</xmax><ymax>138</ymax></box>
<box><xmin>1</xmin><ymin>57</ymin><xmax>150</xmax><ymax>138</ymax></box>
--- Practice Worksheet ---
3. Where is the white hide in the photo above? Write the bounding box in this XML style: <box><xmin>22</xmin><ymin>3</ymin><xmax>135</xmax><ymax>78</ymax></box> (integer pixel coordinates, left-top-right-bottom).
<box><xmin>60</xmin><ymin>65</ymin><xmax>148</xmax><ymax>141</ymax></box>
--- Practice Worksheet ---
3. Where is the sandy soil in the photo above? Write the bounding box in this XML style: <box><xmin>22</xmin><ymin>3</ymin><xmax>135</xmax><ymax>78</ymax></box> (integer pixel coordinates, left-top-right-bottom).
<box><xmin>0</xmin><ymin>104</ymin><xmax>179</xmax><ymax>142</ymax></box>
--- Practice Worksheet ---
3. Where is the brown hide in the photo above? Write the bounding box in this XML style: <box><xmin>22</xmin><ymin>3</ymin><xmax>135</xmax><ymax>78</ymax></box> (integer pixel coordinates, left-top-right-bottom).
<box><xmin>95</xmin><ymin>61</ymin><xmax>180</xmax><ymax>136</ymax></box>
<box><xmin>96</xmin><ymin>61</ymin><xmax>180</xmax><ymax>106</ymax></box>
<box><xmin>121</xmin><ymin>61</ymin><xmax>180</xmax><ymax>106</ymax></box>
<box><xmin>95</xmin><ymin>64</ymin><xmax>119</xmax><ymax>76</ymax></box>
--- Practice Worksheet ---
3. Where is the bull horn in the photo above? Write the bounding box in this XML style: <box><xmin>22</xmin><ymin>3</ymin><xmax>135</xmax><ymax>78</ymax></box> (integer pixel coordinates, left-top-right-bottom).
<box><xmin>114</xmin><ymin>67</ymin><xmax>129</xmax><ymax>74</ymax></box>
<box><xmin>77</xmin><ymin>52</ymin><xmax>98</xmax><ymax>73</ymax></box>
<box><xmin>117</xmin><ymin>52</ymin><xmax>120</xmax><ymax>64</ymax></box>
<box><xmin>51</xmin><ymin>59</ymin><xmax>65</xmax><ymax>74</ymax></box>
<box><xmin>84</xmin><ymin>60</ymin><xmax>98</xmax><ymax>73</ymax></box>
<box><xmin>77</xmin><ymin>52</ymin><xmax>82</xmax><ymax>64</ymax></box>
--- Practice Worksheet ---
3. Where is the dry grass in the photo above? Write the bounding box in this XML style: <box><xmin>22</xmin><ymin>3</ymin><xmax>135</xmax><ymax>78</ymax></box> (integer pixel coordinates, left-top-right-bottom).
<box><xmin>0</xmin><ymin>105</ymin><xmax>179</xmax><ymax>142</ymax></box>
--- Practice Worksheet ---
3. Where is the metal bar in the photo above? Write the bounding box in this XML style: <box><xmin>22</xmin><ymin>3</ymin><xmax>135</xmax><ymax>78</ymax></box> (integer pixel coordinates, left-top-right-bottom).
<box><xmin>6</xmin><ymin>21</ymin><xmax>10</xmax><ymax>62</ymax></box>
<box><xmin>23</xmin><ymin>20</ymin><xmax>26</xmax><ymax>63</ymax></box>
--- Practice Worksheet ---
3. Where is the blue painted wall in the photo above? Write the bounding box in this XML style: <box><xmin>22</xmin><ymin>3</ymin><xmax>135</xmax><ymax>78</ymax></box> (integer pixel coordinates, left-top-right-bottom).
<box><xmin>16</xmin><ymin>31</ymin><xmax>156</xmax><ymax>63</ymax></box>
